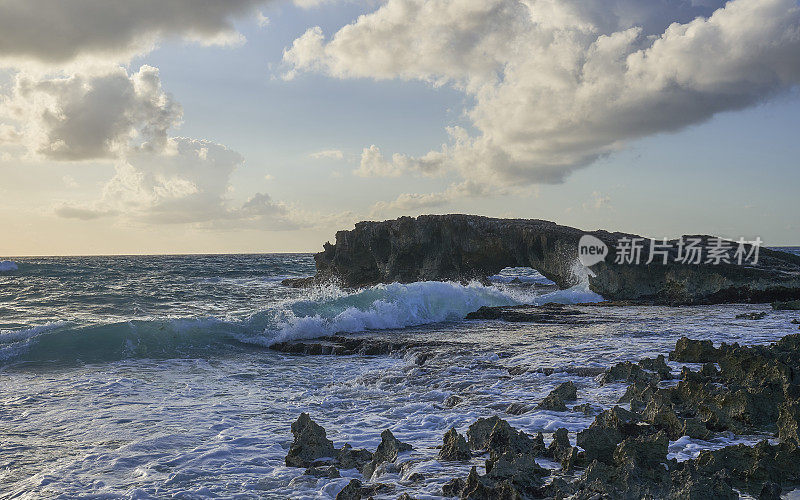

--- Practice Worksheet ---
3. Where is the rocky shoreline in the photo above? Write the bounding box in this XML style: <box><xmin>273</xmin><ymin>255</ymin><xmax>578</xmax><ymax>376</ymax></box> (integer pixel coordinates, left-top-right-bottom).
<box><xmin>281</xmin><ymin>332</ymin><xmax>800</xmax><ymax>499</ymax></box>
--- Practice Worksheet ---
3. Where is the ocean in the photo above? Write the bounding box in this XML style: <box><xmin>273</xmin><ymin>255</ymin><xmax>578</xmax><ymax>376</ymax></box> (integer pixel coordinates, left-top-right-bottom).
<box><xmin>1</xmin><ymin>250</ymin><xmax>799</xmax><ymax>498</ymax></box>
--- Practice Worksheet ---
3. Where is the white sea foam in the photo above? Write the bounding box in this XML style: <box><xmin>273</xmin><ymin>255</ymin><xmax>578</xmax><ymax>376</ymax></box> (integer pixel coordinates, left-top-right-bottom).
<box><xmin>0</xmin><ymin>260</ymin><xmax>18</xmax><ymax>272</ymax></box>
<box><xmin>243</xmin><ymin>280</ymin><xmax>602</xmax><ymax>346</ymax></box>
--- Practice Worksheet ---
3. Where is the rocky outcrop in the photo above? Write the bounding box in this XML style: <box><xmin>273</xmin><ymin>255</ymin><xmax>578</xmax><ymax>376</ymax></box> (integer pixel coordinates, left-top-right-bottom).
<box><xmin>285</xmin><ymin>215</ymin><xmax>800</xmax><ymax>305</ymax></box>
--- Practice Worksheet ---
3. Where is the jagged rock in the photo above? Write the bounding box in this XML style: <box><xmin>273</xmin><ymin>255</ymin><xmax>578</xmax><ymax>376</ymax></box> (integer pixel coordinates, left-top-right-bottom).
<box><xmin>778</xmin><ymin>402</ymin><xmax>800</xmax><ymax>446</ymax></box>
<box><xmin>693</xmin><ymin>440</ymin><xmax>800</xmax><ymax>496</ymax></box>
<box><xmin>536</xmin><ymin>382</ymin><xmax>577</xmax><ymax>411</ymax></box>
<box><xmin>485</xmin><ymin>451</ymin><xmax>548</xmax><ymax>493</ymax></box>
<box><xmin>406</xmin><ymin>472</ymin><xmax>425</xmax><ymax>483</ymax></box>
<box><xmin>286</xmin><ymin>413</ymin><xmax>337</xmax><ymax>468</ymax></box>
<box><xmin>643</xmin><ymin>399</ymin><xmax>683</xmax><ymax>439</ymax></box>
<box><xmin>444</xmin><ymin>394</ymin><xmax>463</xmax><ymax>408</ymax></box>
<box><xmin>668</xmin><ymin>463</ymin><xmax>737</xmax><ymax>499</ymax></box>
<box><xmin>639</xmin><ymin>354</ymin><xmax>672</xmax><ymax>379</ymax></box>
<box><xmin>505</xmin><ymin>402</ymin><xmax>531</xmax><ymax>415</ymax></box>
<box><xmin>600</xmin><ymin>360</ymin><xmax>660</xmax><ymax>385</ymax></box>
<box><xmin>576</xmin><ymin>406</ymin><xmax>643</xmax><ymax>464</ymax></box>
<box><xmin>548</xmin><ymin>428</ymin><xmax>583</xmax><ymax>471</ymax></box>
<box><xmin>304</xmin><ymin>465</ymin><xmax>340</xmax><ymax>478</ymax></box>
<box><xmin>466</xmin><ymin>416</ymin><xmax>506</xmax><ymax>451</ymax></box>
<box><xmin>360</xmin><ymin>482</ymin><xmax>395</xmax><ymax>497</ymax></box>
<box><xmin>337</xmin><ymin>443</ymin><xmax>374</xmax><ymax>470</ymax></box>
<box><xmin>439</xmin><ymin>428</ymin><xmax>471</xmax><ymax>461</ymax></box>
<box><xmin>572</xmin><ymin>403</ymin><xmax>601</xmax><ymax>415</ymax></box>
<box><xmin>613</xmin><ymin>432</ymin><xmax>669</xmax><ymax>471</ymax></box>
<box><xmin>397</xmin><ymin>494</ymin><xmax>418</xmax><ymax>500</ymax></box>
<box><xmin>362</xmin><ymin>429</ymin><xmax>412</xmax><ymax>479</ymax></box>
<box><xmin>669</xmin><ymin>337</ymin><xmax>721</xmax><ymax>363</ymax></box>
<box><xmin>441</xmin><ymin>477</ymin><xmax>465</xmax><ymax>497</ymax></box>
<box><xmin>288</xmin><ymin>215</ymin><xmax>800</xmax><ymax>304</ymax></box>
<box><xmin>335</xmin><ymin>479</ymin><xmax>361</xmax><ymax>500</ymax></box>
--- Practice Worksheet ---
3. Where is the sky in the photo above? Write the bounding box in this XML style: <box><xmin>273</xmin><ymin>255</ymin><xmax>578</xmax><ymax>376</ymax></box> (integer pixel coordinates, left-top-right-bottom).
<box><xmin>0</xmin><ymin>0</ymin><xmax>798</xmax><ymax>256</ymax></box>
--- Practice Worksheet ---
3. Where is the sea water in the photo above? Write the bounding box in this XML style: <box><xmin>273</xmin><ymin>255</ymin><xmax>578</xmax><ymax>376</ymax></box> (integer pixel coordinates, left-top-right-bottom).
<box><xmin>1</xmin><ymin>252</ymin><xmax>799</xmax><ymax>498</ymax></box>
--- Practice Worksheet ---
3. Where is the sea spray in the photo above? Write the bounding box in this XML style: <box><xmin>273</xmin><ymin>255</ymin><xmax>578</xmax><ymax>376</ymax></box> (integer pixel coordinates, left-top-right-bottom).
<box><xmin>0</xmin><ymin>278</ymin><xmax>601</xmax><ymax>364</ymax></box>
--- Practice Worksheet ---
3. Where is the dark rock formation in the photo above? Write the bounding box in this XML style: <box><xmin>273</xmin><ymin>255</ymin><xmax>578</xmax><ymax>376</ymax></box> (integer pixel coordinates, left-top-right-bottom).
<box><xmin>536</xmin><ymin>381</ymin><xmax>578</xmax><ymax>411</ymax></box>
<box><xmin>286</xmin><ymin>215</ymin><xmax>800</xmax><ymax>305</ymax></box>
<box><xmin>335</xmin><ymin>479</ymin><xmax>361</xmax><ymax>500</ymax></box>
<box><xmin>286</xmin><ymin>413</ymin><xmax>337</xmax><ymax>467</ymax></box>
<box><xmin>362</xmin><ymin>429</ymin><xmax>412</xmax><ymax>479</ymax></box>
<box><xmin>439</xmin><ymin>428</ymin><xmax>471</xmax><ymax>461</ymax></box>
<box><xmin>736</xmin><ymin>311</ymin><xmax>767</xmax><ymax>320</ymax></box>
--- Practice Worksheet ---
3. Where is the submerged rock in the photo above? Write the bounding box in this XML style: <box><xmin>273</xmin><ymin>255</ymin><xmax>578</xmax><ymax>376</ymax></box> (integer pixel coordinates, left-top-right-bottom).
<box><xmin>736</xmin><ymin>311</ymin><xmax>767</xmax><ymax>320</ymax></box>
<box><xmin>465</xmin><ymin>303</ymin><xmax>591</xmax><ymax>324</ymax></box>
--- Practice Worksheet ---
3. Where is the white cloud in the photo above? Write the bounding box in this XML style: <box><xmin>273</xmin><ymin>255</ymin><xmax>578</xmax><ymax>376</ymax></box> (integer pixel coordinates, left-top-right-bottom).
<box><xmin>355</xmin><ymin>144</ymin><xmax>446</xmax><ymax>177</ymax></box>
<box><xmin>0</xmin><ymin>0</ymin><xmax>273</xmax><ymax>67</ymax></box>
<box><xmin>285</xmin><ymin>0</ymin><xmax>800</xmax><ymax>186</ymax></box>
<box><xmin>309</xmin><ymin>148</ymin><xmax>344</xmax><ymax>160</ymax></box>
<box><xmin>256</xmin><ymin>12</ymin><xmax>271</xmax><ymax>28</ymax></box>
<box><xmin>583</xmin><ymin>191</ymin><xmax>612</xmax><ymax>210</ymax></box>
<box><xmin>370</xmin><ymin>179</ymin><xmax>500</xmax><ymax>215</ymax></box>
<box><xmin>55</xmin><ymin>137</ymin><xmax>299</xmax><ymax>229</ymax></box>
<box><xmin>2</xmin><ymin>65</ymin><xmax>181</xmax><ymax>160</ymax></box>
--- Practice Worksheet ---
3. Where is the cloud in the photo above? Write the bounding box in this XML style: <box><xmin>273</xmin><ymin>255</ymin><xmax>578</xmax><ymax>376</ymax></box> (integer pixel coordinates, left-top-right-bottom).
<box><xmin>285</xmin><ymin>0</ymin><xmax>800</xmax><ymax>186</ymax></box>
<box><xmin>2</xmin><ymin>65</ymin><xmax>181</xmax><ymax>160</ymax></box>
<box><xmin>54</xmin><ymin>137</ymin><xmax>300</xmax><ymax>229</ymax></box>
<box><xmin>583</xmin><ymin>191</ymin><xmax>612</xmax><ymax>210</ymax></box>
<box><xmin>370</xmin><ymin>179</ymin><xmax>500</xmax><ymax>215</ymax></box>
<box><xmin>0</xmin><ymin>1</ymin><xmax>274</xmax><ymax>67</ymax></box>
<box><xmin>355</xmin><ymin>144</ymin><xmax>446</xmax><ymax>177</ymax></box>
<box><xmin>309</xmin><ymin>148</ymin><xmax>344</xmax><ymax>160</ymax></box>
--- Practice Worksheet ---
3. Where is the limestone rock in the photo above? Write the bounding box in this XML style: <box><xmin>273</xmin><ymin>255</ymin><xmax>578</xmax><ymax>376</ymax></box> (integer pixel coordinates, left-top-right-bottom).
<box><xmin>286</xmin><ymin>413</ymin><xmax>337</xmax><ymax>468</ymax></box>
<box><xmin>288</xmin><ymin>215</ymin><xmax>800</xmax><ymax>305</ymax></box>
<box><xmin>439</xmin><ymin>427</ymin><xmax>471</xmax><ymax>461</ymax></box>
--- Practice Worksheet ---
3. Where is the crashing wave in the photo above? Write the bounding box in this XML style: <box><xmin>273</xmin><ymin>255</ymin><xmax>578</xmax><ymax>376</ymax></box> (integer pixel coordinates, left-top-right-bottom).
<box><xmin>0</xmin><ymin>280</ymin><xmax>602</xmax><ymax>365</ymax></box>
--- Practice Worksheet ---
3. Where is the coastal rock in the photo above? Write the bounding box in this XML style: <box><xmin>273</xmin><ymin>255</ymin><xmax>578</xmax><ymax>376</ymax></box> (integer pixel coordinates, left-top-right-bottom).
<box><xmin>286</xmin><ymin>413</ymin><xmax>337</xmax><ymax>468</ymax></box>
<box><xmin>287</xmin><ymin>215</ymin><xmax>800</xmax><ymax>305</ymax></box>
<box><xmin>336</xmin><ymin>444</ymin><xmax>373</xmax><ymax>470</ymax></box>
<box><xmin>304</xmin><ymin>465</ymin><xmax>340</xmax><ymax>478</ymax></box>
<box><xmin>548</xmin><ymin>428</ymin><xmax>583</xmax><ymax>471</ymax></box>
<box><xmin>599</xmin><ymin>360</ymin><xmax>660</xmax><ymax>386</ymax></box>
<box><xmin>736</xmin><ymin>312</ymin><xmax>767</xmax><ymax>320</ymax></box>
<box><xmin>362</xmin><ymin>429</ymin><xmax>412</xmax><ymax>479</ymax></box>
<box><xmin>505</xmin><ymin>402</ymin><xmax>532</xmax><ymax>415</ymax></box>
<box><xmin>669</xmin><ymin>337</ymin><xmax>721</xmax><ymax>363</ymax></box>
<box><xmin>439</xmin><ymin>428</ymin><xmax>471</xmax><ymax>461</ymax></box>
<box><xmin>536</xmin><ymin>381</ymin><xmax>577</xmax><ymax>411</ymax></box>
<box><xmin>576</xmin><ymin>406</ymin><xmax>643</xmax><ymax>464</ymax></box>
<box><xmin>335</xmin><ymin>479</ymin><xmax>361</xmax><ymax>500</ymax></box>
